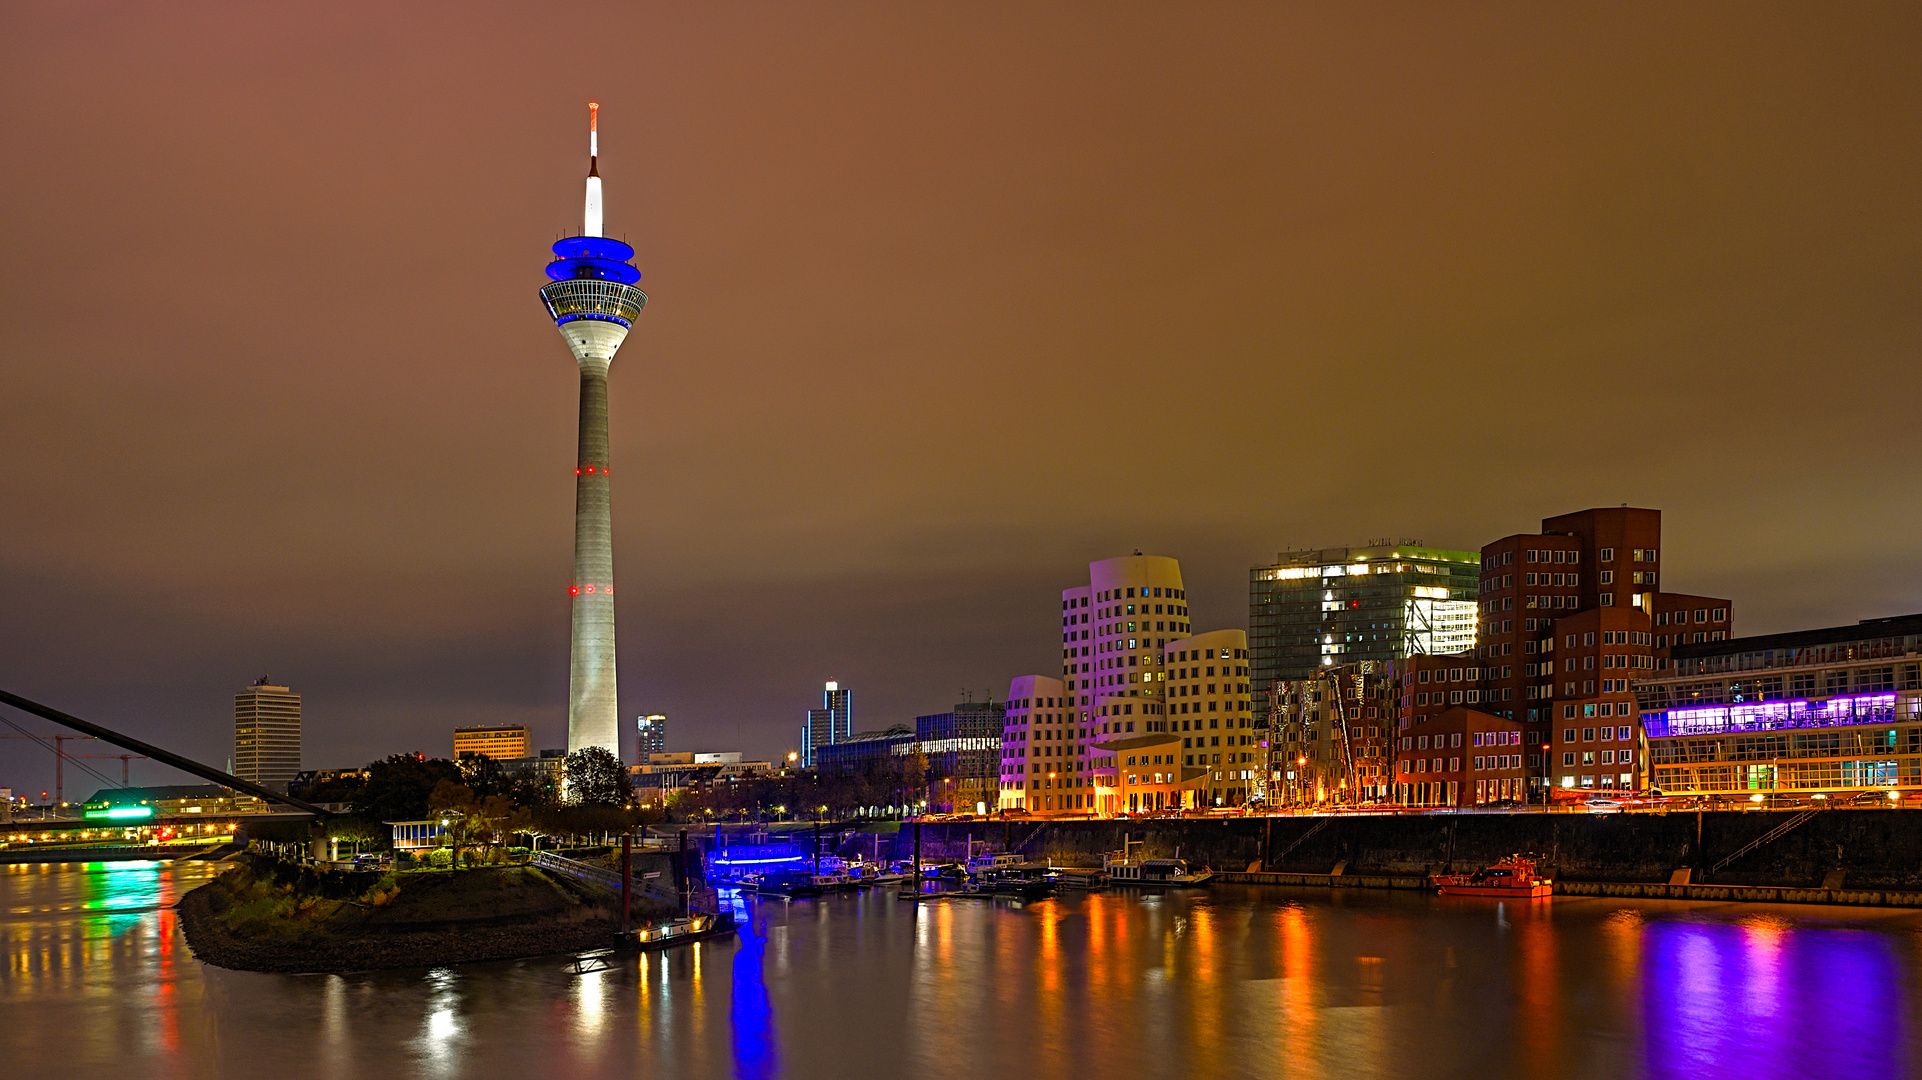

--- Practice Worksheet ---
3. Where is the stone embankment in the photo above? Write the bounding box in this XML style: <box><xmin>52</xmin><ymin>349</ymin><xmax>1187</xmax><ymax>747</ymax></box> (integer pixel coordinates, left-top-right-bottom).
<box><xmin>885</xmin><ymin>808</ymin><xmax>1922</xmax><ymax>899</ymax></box>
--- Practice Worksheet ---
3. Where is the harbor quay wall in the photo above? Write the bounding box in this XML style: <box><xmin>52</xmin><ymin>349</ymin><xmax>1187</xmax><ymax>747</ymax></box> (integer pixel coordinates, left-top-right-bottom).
<box><xmin>872</xmin><ymin>810</ymin><xmax>1922</xmax><ymax>890</ymax></box>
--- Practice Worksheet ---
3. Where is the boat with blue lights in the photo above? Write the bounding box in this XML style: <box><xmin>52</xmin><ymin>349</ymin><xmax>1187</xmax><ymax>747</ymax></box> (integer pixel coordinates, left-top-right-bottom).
<box><xmin>742</xmin><ymin>869</ymin><xmax>824</xmax><ymax>900</ymax></box>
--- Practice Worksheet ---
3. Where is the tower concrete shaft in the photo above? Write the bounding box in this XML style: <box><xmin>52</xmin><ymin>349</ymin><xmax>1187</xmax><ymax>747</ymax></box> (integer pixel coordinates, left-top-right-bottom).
<box><xmin>540</xmin><ymin>102</ymin><xmax>646</xmax><ymax>760</ymax></box>
<box><xmin>569</xmin><ymin>351</ymin><xmax>618</xmax><ymax>755</ymax></box>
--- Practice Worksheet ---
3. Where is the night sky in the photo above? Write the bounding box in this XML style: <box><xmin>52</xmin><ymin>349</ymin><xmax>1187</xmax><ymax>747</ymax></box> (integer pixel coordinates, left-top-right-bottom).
<box><xmin>2</xmin><ymin>3</ymin><xmax>1918</xmax><ymax>791</ymax></box>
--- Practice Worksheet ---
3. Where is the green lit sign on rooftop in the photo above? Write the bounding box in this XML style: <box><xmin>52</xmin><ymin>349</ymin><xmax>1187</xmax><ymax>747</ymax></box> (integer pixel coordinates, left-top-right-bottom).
<box><xmin>83</xmin><ymin>806</ymin><xmax>154</xmax><ymax>821</ymax></box>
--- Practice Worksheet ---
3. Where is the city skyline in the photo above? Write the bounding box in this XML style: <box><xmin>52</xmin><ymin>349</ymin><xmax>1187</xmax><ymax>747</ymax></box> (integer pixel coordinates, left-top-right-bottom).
<box><xmin>3</xmin><ymin>4</ymin><xmax>1920</xmax><ymax>784</ymax></box>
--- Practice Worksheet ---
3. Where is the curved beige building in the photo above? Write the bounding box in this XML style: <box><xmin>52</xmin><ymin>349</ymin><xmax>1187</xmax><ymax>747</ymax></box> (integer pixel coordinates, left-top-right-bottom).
<box><xmin>999</xmin><ymin>554</ymin><xmax>1198</xmax><ymax>815</ymax></box>
<box><xmin>1164</xmin><ymin>628</ymin><xmax>1256</xmax><ymax>807</ymax></box>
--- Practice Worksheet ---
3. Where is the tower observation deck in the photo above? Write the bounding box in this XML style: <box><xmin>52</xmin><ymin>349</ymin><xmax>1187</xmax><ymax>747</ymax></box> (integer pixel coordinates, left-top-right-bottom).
<box><xmin>541</xmin><ymin>102</ymin><xmax>646</xmax><ymax>760</ymax></box>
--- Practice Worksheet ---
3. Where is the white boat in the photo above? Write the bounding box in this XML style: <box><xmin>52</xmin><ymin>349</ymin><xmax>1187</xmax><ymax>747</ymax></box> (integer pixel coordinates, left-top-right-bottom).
<box><xmin>1103</xmin><ymin>840</ymin><xmax>1213</xmax><ymax>888</ymax></box>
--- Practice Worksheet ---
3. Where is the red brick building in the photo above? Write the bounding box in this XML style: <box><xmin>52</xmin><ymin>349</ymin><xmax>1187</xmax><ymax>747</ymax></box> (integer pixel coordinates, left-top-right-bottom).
<box><xmin>1393</xmin><ymin>706</ymin><xmax>1527</xmax><ymax>807</ymax></box>
<box><xmin>1394</xmin><ymin>507</ymin><xmax>1732</xmax><ymax>802</ymax></box>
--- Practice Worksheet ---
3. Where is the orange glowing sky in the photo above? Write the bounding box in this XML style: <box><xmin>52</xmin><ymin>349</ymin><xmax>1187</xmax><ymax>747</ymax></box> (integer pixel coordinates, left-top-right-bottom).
<box><xmin>1</xmin><ymin>3</ymin><xmax>1918</xmax><ymax>778</ymax></box>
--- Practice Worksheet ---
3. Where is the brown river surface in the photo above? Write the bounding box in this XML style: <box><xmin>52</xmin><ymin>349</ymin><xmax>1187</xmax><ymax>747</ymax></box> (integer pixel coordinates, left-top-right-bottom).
<box><xmin>4</xmin><ymin>860</ymin><xmax>1922</xmax><ymax>1079</ymax></box>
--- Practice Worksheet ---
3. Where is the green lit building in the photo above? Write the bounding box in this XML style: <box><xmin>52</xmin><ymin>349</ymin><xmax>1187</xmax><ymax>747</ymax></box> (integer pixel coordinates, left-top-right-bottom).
<box><xmin>1250</xmin><ymin>544</ymin><xmax>1480</xmax><ymax>724</ymax></box>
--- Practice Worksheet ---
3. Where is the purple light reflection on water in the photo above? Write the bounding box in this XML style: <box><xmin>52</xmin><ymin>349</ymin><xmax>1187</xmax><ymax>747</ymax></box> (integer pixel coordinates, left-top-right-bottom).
<box><xmin>1642</xmin><ymin>918</ymin><xmax>1908</xmax><ymax>1080</ymax></box>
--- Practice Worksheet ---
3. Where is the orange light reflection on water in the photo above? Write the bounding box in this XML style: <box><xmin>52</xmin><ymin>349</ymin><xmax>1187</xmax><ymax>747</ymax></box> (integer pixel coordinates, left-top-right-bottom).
<box><xmin>1512</xmin><ymin>901</ymin><xmax>1560</xmax><ymax>1073</ymax></box>
<box><xmin>1278</xmin><ymin>904</ymin><xmax>1321</xmax><ymax>1080</ymax></box>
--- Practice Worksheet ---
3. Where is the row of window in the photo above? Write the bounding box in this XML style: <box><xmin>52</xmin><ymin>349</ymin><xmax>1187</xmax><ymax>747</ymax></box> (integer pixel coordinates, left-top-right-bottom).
<box><xmin>1658</xmin><ymin>608</ymin><xmax>1727</xmax><ymax>625</ymax></box>
<box><xmin>1563</xmin><ymin>749</ymin><xmax>1635</xmax><ymax>766</ymax></box>
<box><xmin>1563</xmin><ymin>702</ymin><xmax>1637</xmax><ymax>719</ymax></box>
<box><xmin>1082</xmin><ymin>587</ymin><xmax>1185</xmax><ymax>606</ymax></box>
<box><xmin>1417</xmin><ymin>667</ymin><xmax>1486</xmax><ymax>684</ymax></box>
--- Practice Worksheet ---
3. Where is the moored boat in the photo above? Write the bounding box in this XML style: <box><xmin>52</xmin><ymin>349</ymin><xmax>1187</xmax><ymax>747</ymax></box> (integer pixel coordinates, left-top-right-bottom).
<box><xmin>626</xmin><ymin>910</ymin><xmax>738</xmax><ymax>950</ymax></box>
<box><xmin>1103</xmin><ymin>853</ymin><xmax>1214</xmax><ymax>888</ymax></box>
<box><xmin>744</xmin><ymin>869</ymin><xmax>825</xmax><ymax>899</ymax></box>
<box><xmin>1433</xmin><ymin>855</ymin><xmax>1552</xmax><ymax>898</ymax></box>
<box><xmin>973</xmin><ymin>861</ymin><xmax>1057</xmax><ymax>900</ymax></box>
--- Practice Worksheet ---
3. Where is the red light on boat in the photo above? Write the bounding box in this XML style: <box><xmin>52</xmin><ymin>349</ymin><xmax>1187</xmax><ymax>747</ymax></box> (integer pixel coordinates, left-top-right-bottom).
<box><xmin>569</xmin><ymin>586</ymin><xmax>580</xmax><ymax>595</ymax></box>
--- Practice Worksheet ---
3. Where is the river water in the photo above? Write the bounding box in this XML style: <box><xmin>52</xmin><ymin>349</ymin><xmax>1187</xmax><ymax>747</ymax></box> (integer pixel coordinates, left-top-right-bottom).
<box><xmin>4</xmin><ymin>860</ymin><xmax>1921</xmax><ymax>1079</ymax></box>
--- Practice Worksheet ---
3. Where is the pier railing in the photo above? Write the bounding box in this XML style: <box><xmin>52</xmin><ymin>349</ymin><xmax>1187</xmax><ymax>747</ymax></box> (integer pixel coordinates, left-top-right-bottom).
<box><xmin>533</xmin><ymin>849</ymin><xmax>716</xmax><ymax>913</ymax></box>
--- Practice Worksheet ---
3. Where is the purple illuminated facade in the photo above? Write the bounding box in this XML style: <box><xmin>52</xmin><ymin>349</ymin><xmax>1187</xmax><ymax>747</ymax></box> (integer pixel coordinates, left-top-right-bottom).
<box><xmin>1636</xmin><ymin>613</ymin><xmax>1922</xmax><ymax>798</ymax></box>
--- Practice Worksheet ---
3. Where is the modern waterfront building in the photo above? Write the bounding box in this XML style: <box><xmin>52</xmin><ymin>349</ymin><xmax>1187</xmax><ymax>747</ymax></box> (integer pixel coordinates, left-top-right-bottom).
<box><xmin>1003</xmin><ymin>553</ymin><xmax>1260</xmax><ymax>815</ymax></box>
<box><xmin>1469</xmin><ymin>507</ymin><xmax>1730</xmax><ymax>795</ymax></box>
<box><xmin>453</xmin><ymin>725</ymin><xmax>530</xmax><ymax>762</ymax></box>
<box><xmin>1249</xmin><ymin>544</ymin><xmax>1479</xmax><ymax>725</ymax></box>
<box><xmin>1091</xmin><ymin>732</ymin><xmax>1199</xmax><ymax>814</ymax></box>
<box><xmin>914</xmin><ymin>701</ymin><xmax>1004</xmax><ymax>814</ymax></box>
<box><xmin>540</xmin><ymin>102</ymin><xmax>647</xmax><ymax>759</ymax></box>
<box><xmin>1023</xmin><ymin>554</ymin><xmax>1192</xmax><ymax>816</ymax></box>
<box><xmin>999</xmin><ymin>675</ymin><xmax>1080</xmax><ymax>814</ymax></box>
<box><xmin>1376</xmin><ymin>507</ymin><xmax>1733</xmax><ymax>801</ymax></box>
<box><xmin>1635</xmin><ymin>613</ymin><xmax>1922</xmax><ymax>800</ymax></box>
<box><xmin>1390</xmin><ymin>706</ymin><xmax>1530</xmax><ymax>808</ymax></box>
<box><xmin>636</xmin><ymin>714</ymin><xmax>667</xmax><ymax>760</ymax></box>
<box><xmin>233</xmin><ymin>678</ymin><xmax>300</xmax><ymax>788</ymax></box>
<box><xmin>801</xmin><ymin>682</ymin><xmax>854</xmax><ymax>768</ymax></box>
<box><xmin>1164</xmin><ymin>629</ymin><xmax>1258</xmax><ymax>807</ymax></box>
<box><xmin>1271</xmin><ymin>660</ymin><xmax>1399</xmax><ymax>808</ymax></box>
<box><xmin>813</xmin><ymin>726</ymin><xmax>915</xmax><ymax>778</ymax></box>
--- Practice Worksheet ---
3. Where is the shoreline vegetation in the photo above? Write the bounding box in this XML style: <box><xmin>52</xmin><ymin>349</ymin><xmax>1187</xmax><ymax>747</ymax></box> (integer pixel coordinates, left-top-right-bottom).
<box><xmin>178</xmin><ymin>855</ymin><xmax>675</xmax><ymax>974</ymax></box>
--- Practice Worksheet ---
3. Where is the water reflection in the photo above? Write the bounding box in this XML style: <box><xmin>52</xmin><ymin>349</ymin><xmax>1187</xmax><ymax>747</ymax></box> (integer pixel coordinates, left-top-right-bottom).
<box><xmin>728</xmin><ymin>896</ymin><xmax>780</xmax><ymax>1080</ymax></box>
<box><xmin>1643</xmin><ymin>918</ymin><xmax>1905</xmax><ymax>1080</ymax></box>
<box><xmin>1</xmin><ymin>864</ymin><xmax>1919</xmax><ymax>1078</ymax></box>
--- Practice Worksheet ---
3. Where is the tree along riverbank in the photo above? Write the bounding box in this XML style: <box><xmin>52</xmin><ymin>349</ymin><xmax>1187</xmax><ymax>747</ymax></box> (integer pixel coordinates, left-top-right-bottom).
<box><xmin>178</xmin><ymin>855</ymin><xmax>676</xmax><ymax>973</ymax></box>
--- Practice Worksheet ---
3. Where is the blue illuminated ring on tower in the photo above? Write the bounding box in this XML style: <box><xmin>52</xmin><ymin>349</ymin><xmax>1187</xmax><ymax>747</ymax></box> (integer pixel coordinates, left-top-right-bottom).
<box><xmin>540</xmin><ymin>279</ymin><xmax>648</xmax><ymax>327</ymax></box>
<box><xmin>546</xmin><ymin>235</ymin><xmax>643</xmax><ymax>285</ymax></box>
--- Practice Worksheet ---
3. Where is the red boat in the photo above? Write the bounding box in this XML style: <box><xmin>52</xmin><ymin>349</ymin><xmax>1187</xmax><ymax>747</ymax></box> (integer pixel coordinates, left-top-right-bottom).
<box><xmin>1433</xmin><ymin>855</ymin><xmax>1552</xmax><ymax>898</ymax></box>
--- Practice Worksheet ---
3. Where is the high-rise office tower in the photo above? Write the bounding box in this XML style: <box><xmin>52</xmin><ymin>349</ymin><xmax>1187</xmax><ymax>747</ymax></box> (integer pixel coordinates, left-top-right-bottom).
<box><xmin>540</xmin><ymin>102</ymin><xmax>646</xmax><ymax>758</ymax></box>
<box><xmin>801</xmin><ymin>682</ymin><xmax>853</xmax><ymax>767</ymax></box>
<box><xmin>636</xmin><ymin>714</ymin><xmax>666</xmax><ymax>761</ymax></box>
<box><xmin>234</xmin><ymin>677</ymin><xmax>301</xmax><ymax>787</ymax></box>
<box><xmin>1248</xmin><ymin>544</ymin><xmax>1479</xmax><ymax>725</ymax></box>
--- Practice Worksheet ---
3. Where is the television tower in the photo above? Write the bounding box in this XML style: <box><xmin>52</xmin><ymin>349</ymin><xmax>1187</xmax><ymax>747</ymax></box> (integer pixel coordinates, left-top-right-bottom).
<box><xmin>540</xmin><ymin>102</ymin><xmax>646</xmax><ymax>758</ymax></box>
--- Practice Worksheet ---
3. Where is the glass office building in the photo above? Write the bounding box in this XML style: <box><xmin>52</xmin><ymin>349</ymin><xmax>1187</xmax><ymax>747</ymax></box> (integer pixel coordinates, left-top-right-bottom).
<box><xmin>1250</xmin><ymin>544</ymin><xmax>1479</xmax><ymax>725</ymax></box>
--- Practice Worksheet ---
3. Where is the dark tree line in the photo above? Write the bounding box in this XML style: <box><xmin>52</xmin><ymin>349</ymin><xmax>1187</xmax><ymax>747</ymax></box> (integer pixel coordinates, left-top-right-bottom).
<box><xmin>283</xmin><ymin>746</ymin><xmax>648</xmax><ymax>849</ymax></box>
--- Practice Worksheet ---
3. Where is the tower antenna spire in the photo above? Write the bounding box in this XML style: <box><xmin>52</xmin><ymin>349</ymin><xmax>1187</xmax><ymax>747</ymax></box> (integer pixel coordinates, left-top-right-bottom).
<box><xmin>584</xmin><ymin>101</ymin><xmax>603</xmax><ymax>237</ymax></box>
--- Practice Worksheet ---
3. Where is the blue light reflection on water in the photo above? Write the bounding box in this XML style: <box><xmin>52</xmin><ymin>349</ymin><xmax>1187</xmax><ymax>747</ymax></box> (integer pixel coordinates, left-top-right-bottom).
<box><xmin>722</xmin><ymin>888</ymin><xmax>781</xmax><ymax>1080</ymax></box>
<box><xmin>1642</xmin><ymin>917</ymin><xmax>1906</xmax><ymax>1080</ymax></box>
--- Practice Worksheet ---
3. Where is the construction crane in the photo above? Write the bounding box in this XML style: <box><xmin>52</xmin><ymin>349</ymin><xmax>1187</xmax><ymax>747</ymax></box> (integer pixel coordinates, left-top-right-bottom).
<box><xmin>0</xmin><ymin>731</ymin><xmax>157</xmax><ymax>803</ymax></box>
<box><xmin>0</xmin><ymin>734</ymin><xmax>151</xmax><ymax>804</ymax></box>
